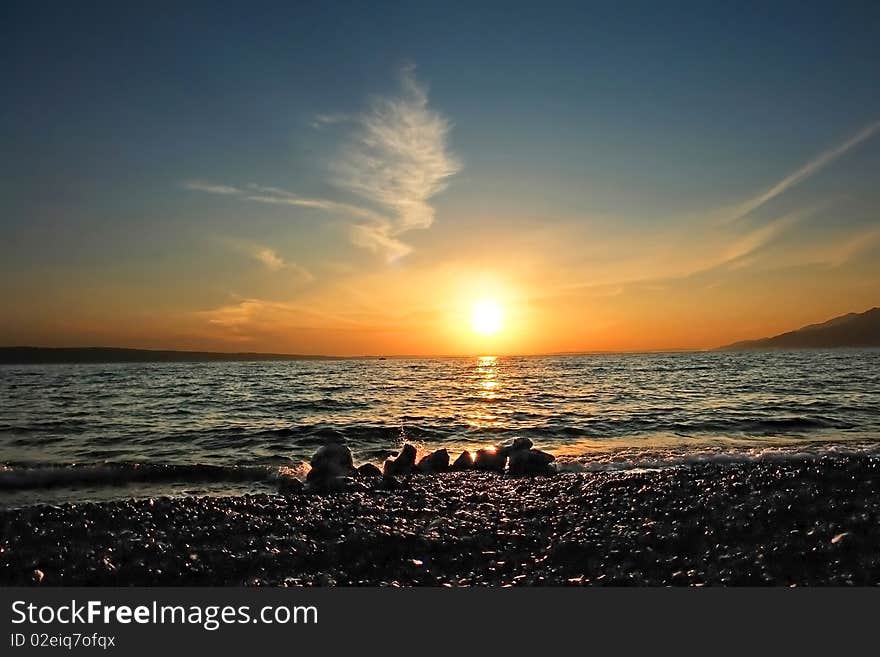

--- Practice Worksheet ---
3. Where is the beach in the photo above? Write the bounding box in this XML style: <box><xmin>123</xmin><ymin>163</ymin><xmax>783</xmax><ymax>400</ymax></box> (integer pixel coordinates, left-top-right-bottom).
<box><xmin>2</xmin><ymin>453</ymin><xmax>878</xmax><ymax>586</ymax></box>
<box><xmin>2</xmin><ymin>353</ymin><xmax>879</xmax><ymax>586</ymax></box>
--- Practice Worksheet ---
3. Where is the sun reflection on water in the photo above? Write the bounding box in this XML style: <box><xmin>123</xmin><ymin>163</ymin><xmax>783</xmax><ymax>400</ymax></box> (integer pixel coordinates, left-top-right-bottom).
<box><xmin>466</xmin><ymin>356</ymin><xmax>503</xmax><ymax>429</ymax></box>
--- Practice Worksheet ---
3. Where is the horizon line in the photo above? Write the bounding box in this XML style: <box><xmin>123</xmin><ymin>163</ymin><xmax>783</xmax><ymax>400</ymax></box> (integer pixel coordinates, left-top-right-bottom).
<box><xmin>0</xmin><ymin>344</ymin><xmax>708</xmax><ymax>362</ymax></box>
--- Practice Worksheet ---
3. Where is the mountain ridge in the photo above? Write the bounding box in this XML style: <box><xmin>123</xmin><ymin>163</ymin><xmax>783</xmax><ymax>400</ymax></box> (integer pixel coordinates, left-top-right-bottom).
<box><xmin>719</xmin><ymin>307</ymin><xmax>880</xmax><ymax>350</ymax></box>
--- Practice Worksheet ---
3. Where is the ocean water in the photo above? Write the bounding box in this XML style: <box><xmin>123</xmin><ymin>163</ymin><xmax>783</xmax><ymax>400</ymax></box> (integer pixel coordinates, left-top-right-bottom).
<box><xmin>1</xmin><ymin>350</ymin><xmax>878</xmax><ymax>506</ymax></box>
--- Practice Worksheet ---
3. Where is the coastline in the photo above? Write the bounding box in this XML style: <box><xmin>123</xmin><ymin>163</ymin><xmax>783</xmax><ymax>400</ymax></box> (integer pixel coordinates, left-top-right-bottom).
<box><xmin>2</xmin><ymin>453</ymin><xmax>878</xmax><ymax>586</ymax></box>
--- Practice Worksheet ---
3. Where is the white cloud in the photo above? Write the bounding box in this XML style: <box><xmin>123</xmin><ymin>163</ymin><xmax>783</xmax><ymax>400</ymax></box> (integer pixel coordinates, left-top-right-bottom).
<box><xmin>183</xmin><ymin>69</ymin><xmax>460</xmax><ymax>264</ymax></box>
<box><xmin>241</xmin><ymin>184</ymin><xmax>385</xmax><ymax>223</ymax></box>
<box><xmin>184</xmin><ymin>181</ymin><xmax>241</xmax><ymax>195</ymax></box>
<box><xmin>349</xmin><ymin>222</ymin><xmax>413</xmax><ymax>261</ymax></box>
<box><xmin>310</xmin><ymin>112</ymin><xmax>350</xmax><ymax>129</ymax></box>
<box><xmin>184</xmin><ymin>180</ymin><xmax>383</xmax><ymax>223</ymax></box>
<box><xmin>333</xmin><ymin>68</ymin><xmax>461</xmax><ymax>260</ymax></box>
<box><xmin>217</xmin><ymin>237</ymin><xmax>313</xmax><ymax>281</ymax></box>
<box><xmin>253</xmin><ymin>247</ymin><xmax>285</xmax><ymax>271</ymax></box>
<box><xmin>720</xmin><ymin>119</ymin><xmax>880</xmax><ymax>224</ymax></box>
<box><xmin>249</xmin><ymin>247</ymin><xmax>313</xmax><ymax>282</ymax></box>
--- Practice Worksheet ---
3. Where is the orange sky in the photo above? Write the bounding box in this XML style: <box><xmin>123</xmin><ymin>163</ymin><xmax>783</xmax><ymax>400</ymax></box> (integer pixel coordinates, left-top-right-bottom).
<box><xmin>2</xmin><ymin>241</ymin><xmax>878</xmax><ymax>355</ymax></box>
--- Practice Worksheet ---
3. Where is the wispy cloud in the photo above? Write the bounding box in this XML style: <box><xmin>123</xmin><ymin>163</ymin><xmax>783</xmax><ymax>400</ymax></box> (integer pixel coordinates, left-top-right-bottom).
<box><xmin>720</xmin><ymin>119</ymin><xmax>880</xmax><ymax>224</ymax></box>
<box><xmin>184</xmin><ymin>181</ymin><xmax>241</xmax><ymax>195</ymax></box>
<box><xmin>252</xmin><ymin>247</ymin><xmax>286</xmax><ymax>271</ymax></box>
<box><xmin>184</xmin><ymin>68</ymin><xmax>460</xmax><ymax>263</ymax></box>
<box><xmin>562</xmin><ymin>119</ymin><xmax>880</xmax><ymax>294</ymax></box>
<box><xmin>561</xmin><ymin>207</ymin><xmax>810</xmax><ymax>296</ymax></box>
<box><xmin>219</xmin><ymin>237</ymin><xmax>313</xmax><ymax>281</ymax></box>
<box><xmin>310</xmin><ymin>112</ymin><xmax>350</xmax><ymax>129</ymax></box>
<box><xmin>349</xmin><ymin>222</ymin><xmax>413</xmax><ymax>261</ymax></box>
<box><xmin>184</xmin><ymin>181</ymin><xmax>383</xmax><ymax>223</ymax></box>
<box><xmin>332</xmin><ymin>67</ymin><xmax>461</xmax><ymax>260</ymax></box>
<box><xmin>814</xmin><ymin>225</ymin><xmax>880</xmax><ymax>268</ymax></box>
<box><xmin>196</xmin><ymin>297</ymin><xmax>361</xmax><ymax>341</ymax></box>
<box><xmin>720</xmin><ymin>210</ymin><xmax>805</xmax><ymax>267</ymax></box>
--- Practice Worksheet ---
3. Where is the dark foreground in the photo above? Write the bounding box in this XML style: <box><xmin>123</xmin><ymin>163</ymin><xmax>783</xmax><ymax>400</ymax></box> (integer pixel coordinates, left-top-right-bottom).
<box><xmin>2</xmin><ymin>455</ymin><xmax>879</xmax><ymax>586</ymax></box>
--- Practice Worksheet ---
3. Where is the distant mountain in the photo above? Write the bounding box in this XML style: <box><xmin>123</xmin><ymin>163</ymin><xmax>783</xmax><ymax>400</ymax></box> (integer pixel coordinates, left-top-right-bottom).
<box><xmin>0</xmin><ymin>347</ymin><xmax>349</xmax><ymax>364</ymax></box>
<box><xmin>719</xmin><ymin>307</ymin><xmax>880</xmax><ymax>350</ymax></box>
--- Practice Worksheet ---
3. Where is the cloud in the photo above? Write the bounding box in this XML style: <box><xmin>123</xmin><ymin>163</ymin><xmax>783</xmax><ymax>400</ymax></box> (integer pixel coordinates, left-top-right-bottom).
<box><xmin>185</xmin><ymin>181</ymin><xmax>383</xmax><ymax>222</ymax></box>
<box><xmin>184</xmin><ymin>181</ymin><xmax>241</xmax><ymax>195</ymax></box>
<box><xmin>310</xmin><ymin>113</ymin><xmax>350</xmax><ymax>129</ymax></box>
<box><xmin>561</xmin><ymin>207</ymin><xmax>810</xmax><ymax>296</ymax></box>
<box><xmin>720</xmin><ymin>210</ymin><xmax>804</xmax><ymax>266</ymax></box>
<box><xmin>196</xmin><ymin>297</ymin><xmax>360</xmax><ymax>341</ymax></box>
<box><xmin>184</xmin><ymin>68</ymin><xmax>460</xmax><ymax>264</ymax></box>
<box><xmin>241</xmin><ymin>184</ymin><xmax>385</xmax><ymax>223</ymax></box>
<box><xmin>349</xmin><ymin>222</ymin><xmax>413</xmax><ymax>261</ymax></box>
<box><xmin>333</xmin><ymin>68</ymin><xmax>461</xmax><ymax>260</ymax></box>
<box><xmin>720</xmin><ymin>119</ymin><xmax>880</xmax><ymax>224</ymax></box>
<box><xmin>218</xmin><ymin>237</ymin><xmax>314</xmax><ymax>280</ymax></box>
<box><xmin>252</xmin><ymin>247</ymin><xmax>285</xmax><ymax>271</ymax></box>
<box><xmin>814</xmin><ymin>225</ymin><xmax>880</xmax><ymax>268</ymax></box>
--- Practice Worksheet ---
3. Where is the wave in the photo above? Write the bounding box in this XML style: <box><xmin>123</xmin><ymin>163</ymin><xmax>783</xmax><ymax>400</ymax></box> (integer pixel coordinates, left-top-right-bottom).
<box><xmin>3</xmin><ymin>438</ymin><xmax>878</xmax><ymax>495</ymax></box>
<box><xmin>554</xmin><ymin>441</ymin><xmax>880</xmax><ymax>473</ymax></box>
<box><xmin>0</xmin><ymin>463</ymin><xmax>276</xmax><ymax>491</ymax></box>
<box><xmin>3</xmin><ymin>413</ymin><xmax>859</xmax><ymax>445</ymax></box>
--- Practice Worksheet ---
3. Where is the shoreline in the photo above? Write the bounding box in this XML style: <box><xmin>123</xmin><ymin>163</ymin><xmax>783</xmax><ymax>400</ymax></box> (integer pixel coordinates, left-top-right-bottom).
<box><xmin>2</xmin><ymin>454</ymin><xmax>878</xmax><ymax>586</ymax></box>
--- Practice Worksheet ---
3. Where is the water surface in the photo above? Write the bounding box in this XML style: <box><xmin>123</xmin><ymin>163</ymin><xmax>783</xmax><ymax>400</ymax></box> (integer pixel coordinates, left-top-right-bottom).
<box><xmin>2</xmin><ymin>350</ymin><xmax>878</xmax><ymax>504</ymax></box>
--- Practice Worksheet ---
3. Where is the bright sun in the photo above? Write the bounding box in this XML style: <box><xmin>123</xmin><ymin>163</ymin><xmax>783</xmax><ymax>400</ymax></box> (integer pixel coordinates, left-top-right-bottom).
<box><xmin>471</xmin><ymin>299</ymin><xmax>504</xmax><ymax>336</ymax></box>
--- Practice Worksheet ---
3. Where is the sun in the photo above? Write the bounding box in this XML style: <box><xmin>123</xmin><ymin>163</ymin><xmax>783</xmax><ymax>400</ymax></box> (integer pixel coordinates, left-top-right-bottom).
<box><xmin>471</xmin><ymin>299</ymin><xmax>504</xmax><ymax>336</ymax></box>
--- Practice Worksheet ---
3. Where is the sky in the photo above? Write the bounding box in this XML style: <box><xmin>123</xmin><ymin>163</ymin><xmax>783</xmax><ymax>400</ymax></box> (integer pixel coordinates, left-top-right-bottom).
<box><xmin>2</xmin><ymin>1</ymin><xmax>879</xmax><ymax>355</ymax></box>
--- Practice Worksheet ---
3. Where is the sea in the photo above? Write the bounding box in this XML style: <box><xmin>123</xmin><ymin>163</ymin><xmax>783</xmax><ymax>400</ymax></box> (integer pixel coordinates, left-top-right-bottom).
<box><xmin>1</xmin><ymin>350</ymin><xmax>878</xmax><ymax>506</ymax></box>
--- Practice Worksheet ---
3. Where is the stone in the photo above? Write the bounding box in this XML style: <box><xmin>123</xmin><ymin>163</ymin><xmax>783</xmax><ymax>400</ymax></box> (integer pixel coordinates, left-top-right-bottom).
<box><xmin>380</xmin><ymin>475</ymin><xmax>401</xmax><ymax>491</ymax></box>
<box><xmin>508</xmin><ymin>449</ymin><xmax>556</xmax><ymax>476</ymax></box>
<box><xmin>510</xmin><ymin>437</ymin><xmax>533</xmax><ymax>452</ymax></box>
<box><xmin>473</xmin><ymin>448</ymin><xmax>507</xmax><ymax>472</ymax></box>
<box><xmin>497</xmin><ymin>437</ymin><xmax>533</xmax><ymax>459</ymax></box>
<box><xmin>305</xmin><ymin>476</ymin><xmax>359</xmax><ymax>494</ymax></box>
<box><xmin>278</xmin><ymin>476</ymin><xmax>304</xmax><ymax>494</ymax></box>
<box><xmin>417</xmin><ymin>448</ymin><xmax>450</xmax><ymax>474</ymax></box>
<box><xmin>450</xmin><ymin>451</ymin><xmax>474</xmax><ymax>471</ymax></box>
<box><xmin>356</xmin><ymin>463</ymin><xmax>383</xmax><ymax>478</ymax></box>
<box><xmin>306</xmin><ymin>442</ymin><xmax>355</xmax><ymax>492</ymax></box>
<box><xmin>307</xmin><ymin>442</ymin><xmax>354</xmax><ymax>481</ymax></box>
<box><xmin>383</xmin><ymin>444</ymin><xmax>417</xmax><ymax>477</ymax></box>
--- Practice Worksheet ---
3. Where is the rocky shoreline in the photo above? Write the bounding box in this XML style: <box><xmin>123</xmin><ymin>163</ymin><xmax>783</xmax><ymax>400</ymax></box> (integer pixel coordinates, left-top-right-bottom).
<box><xmin>296</xmin><ymin>438</ymin><xmax>556</xmax><ymax>494</ymax></box>
<box><xmin>1</xmin><ymin>452</ymin><xmax>879</xmax><ymax>586</ymax></box>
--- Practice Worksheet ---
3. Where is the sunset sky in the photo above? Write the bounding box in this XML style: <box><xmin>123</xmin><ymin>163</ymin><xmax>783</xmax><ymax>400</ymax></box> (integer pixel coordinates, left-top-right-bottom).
<box><xmin>2</xmin><ymin>2</ymin><xmax>879</xmax><ymax>355</ymax></box>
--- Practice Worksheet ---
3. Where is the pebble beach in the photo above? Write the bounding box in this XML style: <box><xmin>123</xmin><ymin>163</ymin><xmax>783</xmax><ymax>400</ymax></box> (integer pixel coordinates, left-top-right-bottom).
<box><xmin>2</xmin><ymin>453</ymin><xmax>878</xmax><ymax>586</ymax></box>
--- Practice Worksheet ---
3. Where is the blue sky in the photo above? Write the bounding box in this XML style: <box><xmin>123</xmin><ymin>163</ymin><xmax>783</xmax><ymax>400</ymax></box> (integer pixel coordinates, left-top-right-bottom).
<box><xmin>2</xmin><ymin>1</ymin><xmax>879</xmax><ymax>353</ymax></box>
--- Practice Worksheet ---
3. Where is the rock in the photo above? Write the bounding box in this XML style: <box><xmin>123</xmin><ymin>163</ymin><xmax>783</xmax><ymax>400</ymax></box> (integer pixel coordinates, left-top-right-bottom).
<box><xmin>473</xmin><ymin>448</ymin><xmax>507</xmax><ymax>472</ymax></box>
<box><xmin>383</xmin><ymin>444</ymin><xmax>417</xmax><ymax>477</ymax></box>
<box><xmin>508</xmin><ymin>449</ymin><xmax>555</xmax><ymax>476</ymax></box>
<box><xmin>450</xmin><ymin>451</ymin><xmax>474</xmax><ymax>471</ymax></box>
<box><xmin>495</xmin><ymin>437</ymin><xmax>533</xmax><ymax>461</ymax></box>
<box><xmin>510</xmin><ymin>437</ymin><xmax>533</xmax><ymax>452</ymax></box>
<box><xmin>313</xmin><ymin>428</ymin><xmax>347</xmax><ymax>443</ymax></box>
<box><xmin>305</xmin><ymin>476</ymin><xmax>361</xmax><ymax>494</ymax></box>
<box><xmin>356</xmin><ymin>463</ymin><xmax>383</xmax><ymax>478</ymax></box>
<box><xmin>306</xmin><ymin>442</ymin><xmax>355</xmax><ymax>483</ymax></box>
<box><xmin>32</xmin><ymin>569</ymin><xmax>45</xmax><ymax>584</ymax></box>
<box><xmin>380</xmin><ymin>475</ymin><xmax>401</xmax><ymax>491</ymax></box>
<box><xmin>417</xmin><ymin>448</ymin><xmax>450</xmax><ymax>474</ymax></box>
<box><xmin>278</xmin><ymin>476</ymin><xmax>304</xmax><ymax>494</ymax></box>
